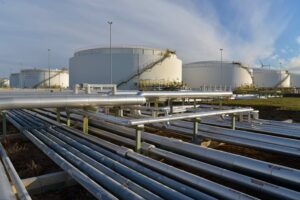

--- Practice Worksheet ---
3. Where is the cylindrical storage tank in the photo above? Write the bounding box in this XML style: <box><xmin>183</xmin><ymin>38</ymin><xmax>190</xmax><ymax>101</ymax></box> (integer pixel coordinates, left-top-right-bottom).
<box><xmin>0</xmin><ymin>78</ymin><xmax>9</xmax><ymax>87</ymax></box>
<box><xmin>20</xmin><ymin>68</ymin><xmax>69</xmax><ymax>88</ymax></box>
<box><xmin>9</xmin><ymin>73</ymin><xmax>20</xmax><ymax>88</ymax></box>
<box><xmin>290</xmin><ymin>73</ymin><xmax>300</xmax><ymax>88</ymax></box>
<box><xmin>69</xmin><ymin>46</ymin><xmax>182</xmax><ymax>89</ymax></box>
<box><xmin>182</xmin><ymin>61</ymin><xmax>253</xmax><ymax>89</ymax></box>
<box><xmin>253</xmin><ymin>68</ymin><xmax>290</xmax><ymax>88</ymax></box>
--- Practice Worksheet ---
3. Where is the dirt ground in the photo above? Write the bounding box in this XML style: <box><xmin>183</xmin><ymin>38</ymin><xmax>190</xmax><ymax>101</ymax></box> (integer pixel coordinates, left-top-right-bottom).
<box><xmin>31</xmin><ymin>185</ymin><xmax>96</xmax><ymax>200</ymax></box>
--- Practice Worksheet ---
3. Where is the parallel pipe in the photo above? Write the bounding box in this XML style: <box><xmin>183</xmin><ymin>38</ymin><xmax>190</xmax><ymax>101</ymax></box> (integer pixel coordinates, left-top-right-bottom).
<box><xmin>138</xmin><ymin>91</ymin><xmax>233</xmax><ymax>98</ymax></box>
<box><xmin>6</xmin><ymin>114</ymin><xmax>118</xmax><ymax>200</ymax></box>
<box><xmin>82</xmin><ymin>124</ymin><xmax>300</xmax><ymax>200</ymax></box>
<box><xmin>0</xmin><ymin>95</ymin><xmax>146</xmax><ymax>110</ymax></box>
<box><xmin>172</xmin><ymin>121</ymin><xmax>300</xmax><ymax>149</ymax></box>
<box><xmin>79</xmin><ymin>116</ymin><xmax>300</xmax><ymax>190</ymax></box>
<box><xmin>13</xmin><ymin>110</ymin><xmax>215</xmax><ymax>200</ymax></box>
<box><xmin>0</xmin><ymin>142</ymin><xmax>31</xmax><ymax>200</ymax></box>
<box><xmin>152</xmin><ymin>123</ymin><xmax>300</xmax><ymax>157</ymax></box>
<box><xmin>0</xmin><ymin>160</ymin><xmax>16</xmax><ymax>200</ymax></box>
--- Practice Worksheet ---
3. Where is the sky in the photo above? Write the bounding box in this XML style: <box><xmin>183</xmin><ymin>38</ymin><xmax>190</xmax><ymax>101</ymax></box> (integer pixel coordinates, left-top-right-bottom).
<box><xmin>1</xmin><ymin>0</ymin><xmax>300</xmax><ymax>77</ymax></box>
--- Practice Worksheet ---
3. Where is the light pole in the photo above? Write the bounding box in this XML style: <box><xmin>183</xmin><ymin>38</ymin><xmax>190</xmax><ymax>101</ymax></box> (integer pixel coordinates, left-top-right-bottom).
<box><xmin>220</xmin><ymin>48</ymin><xmax>223</xmax><ymax>89</ymax></box>
<box><xmin>108</xmin><ymin>21</ymin><xmax>113</xmax><ymax>84</ymax></box>
<box><xmin>48</xmin><ymin>49</ymin><xmax>51</xmax><ymax>89</ymax></box>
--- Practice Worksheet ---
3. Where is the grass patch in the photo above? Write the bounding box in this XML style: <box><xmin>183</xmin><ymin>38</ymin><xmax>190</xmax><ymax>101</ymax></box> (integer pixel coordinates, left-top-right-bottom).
<box><xmin>213</xmin><ymin>97</ymin><xmax>300</xmax><ymax>111</ymax></box>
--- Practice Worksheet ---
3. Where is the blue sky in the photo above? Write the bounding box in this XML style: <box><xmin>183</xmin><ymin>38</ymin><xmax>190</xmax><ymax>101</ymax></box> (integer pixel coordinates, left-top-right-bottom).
<box><xmin>1</xmin><ymin>0</ymin><xmax>300</xmax><ymax>76</ymax></box>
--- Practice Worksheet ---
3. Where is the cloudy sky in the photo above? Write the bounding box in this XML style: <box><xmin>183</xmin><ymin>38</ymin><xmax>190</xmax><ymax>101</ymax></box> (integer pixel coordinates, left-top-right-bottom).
<box><xmin>0</xmin><ymin>0</ymin><xmax>300</xmax><ymax>76</ymax></box>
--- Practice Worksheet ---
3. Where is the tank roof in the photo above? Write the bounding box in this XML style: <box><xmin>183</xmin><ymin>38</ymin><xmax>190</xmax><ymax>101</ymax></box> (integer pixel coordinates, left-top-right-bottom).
<box><xmin>74</xmin><ymin>45</ymin><xmax>173</xmax><ymax>54</ymax></box>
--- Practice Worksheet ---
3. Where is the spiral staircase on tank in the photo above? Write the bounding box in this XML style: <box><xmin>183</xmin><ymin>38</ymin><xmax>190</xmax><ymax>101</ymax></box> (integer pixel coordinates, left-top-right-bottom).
<box><xmin>274</xmin><ymin>71</ymin><xmax>290</xmax><ymax>88</ymax></box>
<box><xmin>117</xmin><ymin>50</ymin><xmax>173</xmax><ymax>88</ymax></box>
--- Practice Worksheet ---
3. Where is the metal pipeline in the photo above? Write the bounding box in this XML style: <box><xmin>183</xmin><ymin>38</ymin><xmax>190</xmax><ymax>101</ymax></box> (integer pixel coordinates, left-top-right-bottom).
<box><xmin>151</xmin><ymin>123</ymin><xmax>300</xmax><ymax>157</ymax></box>
<box><xmin>138</xmin><ymin>91</ymin><xmax>233</xmax><ymax>98</ymax></box>
<box><xmin>0</xmin><ymin>143</ymin><xmax>31</xmax><ymax>200</ymax></box>
<box><xmin>30</xmin><ymin>129</ymin><xmax>144</xmax><ymax>200</ymax></box>
<box><xmin>79</xmin><ymin>124</ymin><xmax>300</xmax><ymax>200</ymax></box>
<box><xmin>0</xmin><ymin>160</ymin><xmax>16</xmax><ymax>200</ymax></box>
<box><xmin>15</xmin><ymin>110</ymin><xmax>256</xmax><ymax>200</ymax></box>
<box><xmin>72</xmin><ymin>108</ymin><xmax>253</xmax><ymax>126</ymax></box>
<box><xmin>172</xmin><ymin>121</ymin><xmax>300</xmax><ymax>149</ymax></box>
<box><xmin>6</xmin><ymin>114</ymin><xmax>118</xmax><ymax>200</ymax></box>
<box><xmin>0</xmin><ymin>95</ymin><xmax>146</xmax><ymax>110</ymax></box>
<box><xmin>76</xmin><ymin>116</ymin><xmax>300</xmax><ymax>190</ymax></box>
<box><xmin>9</xmin><ymin>110</ymin><xmax>214</xmax><ymax>200</ymax></box>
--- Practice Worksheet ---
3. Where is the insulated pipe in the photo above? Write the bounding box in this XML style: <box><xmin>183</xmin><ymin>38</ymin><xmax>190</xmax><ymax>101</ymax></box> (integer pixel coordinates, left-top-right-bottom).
<box><xmin>0</xmin><ymin>95</ymin><xmax>146</xmax><ymax>110</ymax></box>
<box><xmin>6</xmin><ymin>114</ymin><xmax>117</xmax><ymax>200</ymax></box>
<box><xmin>72</xmin><ymin>108</ymin><xmax>253</xmax><ymax>126</ymax></box>
<box><xmin>0</xmin><ymin>160</ymin><xmax>16</xmax><ymax>200</ymax></box>
<box><xmin>11</xmin><ymin>110</ymin><xmax>214</xmax><ymax>200</ymax></box>
<box><xmin>138</xmin><ymin>91</ymin><xmax>233</xmax><ymax>98</ymax></box>
<box><xmin>0</xmin><ymin>143</ymin><xmax>31</xmax><ymax>200</ymax></box>
<box><xmin>84</xmin><ymin>125</ymin><xmax>300</xmax><ymax>200</ymax></box>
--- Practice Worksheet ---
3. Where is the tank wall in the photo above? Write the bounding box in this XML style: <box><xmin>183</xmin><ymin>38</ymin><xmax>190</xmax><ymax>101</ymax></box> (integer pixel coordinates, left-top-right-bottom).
<box><xmin>182</xmin><ymin>62</ymin><xmax>253</xmax><ymax>89</ymax></box>
<box><xmin>139</xmin><ymin>54</ymin><xmax>182</xmax><ymax>84</ymax></box>
<box><xmin>20</xmin><ymin>70</ymin><xmax>69</xmax><ymax>88</ymax></box>
<box><xmin>253</xmin><ymin>69</ymin><xmax>290</xmax><ymax>88</ymax></box>
<box><xmin>290</xmin><ymin>73</ymin><xmax>300</xmax><ymax>87</ymax></box>
<box><xmin>69</xmin><ymin>47</ymin><xmax>182</xmax><ymax>89</ymax></box>
<box><xmin>9</xmin><ymin>74</ymin><xmax>20</xmax><ymax>88</ymax></box>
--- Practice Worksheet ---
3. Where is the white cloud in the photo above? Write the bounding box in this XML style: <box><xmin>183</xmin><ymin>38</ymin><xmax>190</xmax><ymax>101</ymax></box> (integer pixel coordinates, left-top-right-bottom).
<box><xmin>0</xmin><ymin>0</ymin><xmax>292</xmax><ymax>76</ymax></box>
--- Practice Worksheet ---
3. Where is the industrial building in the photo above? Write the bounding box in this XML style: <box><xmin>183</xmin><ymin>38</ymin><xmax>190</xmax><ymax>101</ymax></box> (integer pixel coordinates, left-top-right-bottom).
<box><xmin>252</xmin><ymin>68</ymin><xmax>290</xmax><ymax>88</ymax></box>
<box><xmin>10</xmin><ymin>68</ymin><xmax>69</xmax><ymax>88</ymax></box>
<box><xmin>69</xmin><ymin>46</ymin><xmax>182</xmax><ymax>89</ymax></box>
<box><xmin>183</xmin><ymin>61</ymin><xmax>253</xmax><ymax>90</ymax></box>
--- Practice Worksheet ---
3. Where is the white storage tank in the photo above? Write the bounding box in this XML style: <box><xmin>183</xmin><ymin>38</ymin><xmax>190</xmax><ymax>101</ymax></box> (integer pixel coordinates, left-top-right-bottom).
<box><xmin>20</xmin><ymin>68</ymin><xmax>69</xmax><ymax>88</ymax></box>
<box><xmin>182</xmin><ymin>61</ymin><xmax>253</xmax><ymax>89</ymax></box>
<box><xmin>0</xmin><ymin>78</ymin><xmax>9</xmax><ymax>87</ymax></box>
<box><xmin>69</xmin><ymin>46</ymin><xmax>182</xmax><ymax>89</ymax></box>
<box><xmin>253</xmin><ymin>68</ymin><xmax>290</xmax><ymax>88</ymax></box>
<box><xmin>9</xmin><ymin>73</ymin><xmax>20</xmax><ymax>88</ymax></box>
<box><xmin>290</xmin><ymin>73</ymin><xmax>300</xmax><ymax>88</ymax></box>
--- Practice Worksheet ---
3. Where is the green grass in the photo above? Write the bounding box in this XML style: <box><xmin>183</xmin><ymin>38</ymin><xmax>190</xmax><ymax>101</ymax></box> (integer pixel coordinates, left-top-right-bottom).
<box><xmin>215</xmin><ymin>97</ymin><xmax>300</xmax><ymax>111</ymax></box>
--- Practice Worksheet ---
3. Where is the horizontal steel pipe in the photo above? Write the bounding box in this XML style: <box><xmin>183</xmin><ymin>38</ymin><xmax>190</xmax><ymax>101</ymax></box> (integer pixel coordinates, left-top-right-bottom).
<box><xmin>0</xmin><ymin>143</ymin><xmax>31</xmax><ymax>200</ymax></box>
<box><xmin>153</xmin><ymin>123</ymin><xmax>300</xmax><ymax>157</ymax></box>
<box><xmin>6</xmin><ymin>114</ymin><xmax>117</xmax><ymax>200</ymax></box>
<box><xmin>138</xmin><ymin>91</ymin><xmax>233</xmax><ymax>98</ymax></box>
<box><xmin>39</xmin><ymin>129</ymin><xmax>162</xmax><ymax>200</ymax></box>
<box><xmin>172</xmin><ymin>121</ymin><xmax>300</xmax><ymax>149</ymax></box>
<box><xmin>12</xmin><ymin>109</ymin><xmax>213</xmax><ymax>200</ymax></box>
<box><xmin>77</xmin><ymin>116</ymin><xmax>300</xmax><ymax>190</ymax></box>
<box><xmin>85</xmin><ymin>124</ymin><xmax>300</xmax><ymax>200</ymax></box>
<box><xmin>73</xmin><ymin>108</ymin><xmax>253</xmax><ymax>126</ymax></box>
<box><xmin>0</xmin><ymin>159</ymin><xmax>16</xmax><ymax>200</ymax></box>
<box><xmin>30</xmin><ymin>129</ymin><xmax>143</xmax><ymax>200</ymax></box>
<box><xmin>0</xmin><ymin>95</ymin><xmax>146</xmax><ymax>110</ymax></box>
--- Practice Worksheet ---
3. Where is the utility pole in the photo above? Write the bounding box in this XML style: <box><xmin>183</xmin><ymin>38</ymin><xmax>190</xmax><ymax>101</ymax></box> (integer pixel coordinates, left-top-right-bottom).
<box><xmin>108</xmin><ymin>21</ymin><xmax>113</xmax><ymax>84</ymax></box>
<box><xmin>48</xmin><ymin>49</ymin><xmax>51</xmax><ymax>89</ymax></box>
<box><xmin>220</xmin><ymin>48</ymin><xmax>223</xmax><ymax>89</ymax></box>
